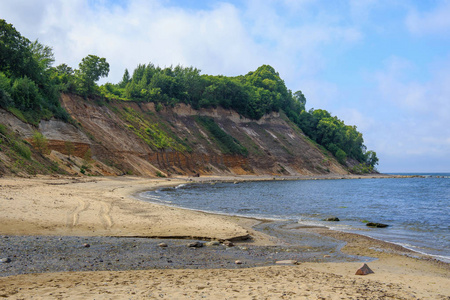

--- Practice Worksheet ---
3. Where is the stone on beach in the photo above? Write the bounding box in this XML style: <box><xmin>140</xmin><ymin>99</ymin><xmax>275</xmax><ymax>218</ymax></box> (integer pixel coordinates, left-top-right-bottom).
<box><xmin>355</xmin><ymin>263</ymin><xmax>374</xmax><ymax>275</ymax></box>
<box><xmin>223</xmin><ymin>240</ymin><xmax>234</xmax><ymax>247</ymax></box>
<box><xmin>235</xmin><ymin>260</ymin><xmax>243</xmax><ymax>265</ymax></box>
<box><xmin>82</xmin><ymin>243</ymin><xmax>90</xmax><ymax>248</ymax></box>
<box><xmin>158</xmin><ymin>243</ymin><xmax>168</xmax><ymax>247</ymax></box>
<box><xmin>0</xmin><ymin>257</ymin><xmax>11</xmax><ymax>263</ymax></box>
<box><xmin>275</xmin><ymin>260</ymin><xmax>298</xmax><ymax>265</ymax></box>
<box><xmin>205</xmin><ymin>241</ymin><xmax>220</xmax><ymax>247</ymax></box>
<box><xmin>187</xmin><ymin>241</ymin><xmax>203</xmax><ymax>248</ymax></box>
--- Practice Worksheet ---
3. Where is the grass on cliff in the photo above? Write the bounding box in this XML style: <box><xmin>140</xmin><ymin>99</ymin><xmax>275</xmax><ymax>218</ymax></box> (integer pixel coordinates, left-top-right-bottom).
<box><xmin>0</xmin><ymin>124</ymin><xmax>64</xmax><ymax>175</ymax></box>
<box><xmin>195</xmin><ymin>116</ymin><xmax>248</xmax><ymax>156</ymax></box>
<box><xmin>118</xmin><ymin>106</ymin><xmax>188</xmax><ymax>152</ymax></box>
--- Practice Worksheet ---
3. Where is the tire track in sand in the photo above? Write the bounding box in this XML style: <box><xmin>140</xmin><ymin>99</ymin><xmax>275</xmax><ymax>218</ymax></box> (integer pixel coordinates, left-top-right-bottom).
<box><xmin>99</xmin><ymin>201</ymin><xmax>114</xmax><ymax>229</ymax></box>
<box><xmin>66</xmin><ymin>199</ymin><xmax>90</xmax><ymax>228</ymax></box>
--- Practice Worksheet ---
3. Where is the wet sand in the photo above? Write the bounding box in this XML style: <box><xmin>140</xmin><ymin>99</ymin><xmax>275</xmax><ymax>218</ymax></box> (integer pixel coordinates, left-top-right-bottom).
<box><xmin>0</xmin><ymin>175</ymin><xmax>449</xmax><ymax>299</ymax></box>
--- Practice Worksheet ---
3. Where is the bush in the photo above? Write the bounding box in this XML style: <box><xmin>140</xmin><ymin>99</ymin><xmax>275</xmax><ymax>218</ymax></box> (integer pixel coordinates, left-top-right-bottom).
<box><xmin>32</xmin><ymin>131</ymin><xmax>49</xmax><ymax>154</ymax></box>
<box><xmin>13</xmin><ymin>140</ymin><xmax>31</xmax><ymax>159</ymax></box>
<box><xmin>335</xmin><ymin>148</ymin><xmax>347</xmax><ymax>165</ymax></box>
<box><xmin>155</xmin><ymin>171</ymin><xmax>166</xmax><ymax>178</ymax></box>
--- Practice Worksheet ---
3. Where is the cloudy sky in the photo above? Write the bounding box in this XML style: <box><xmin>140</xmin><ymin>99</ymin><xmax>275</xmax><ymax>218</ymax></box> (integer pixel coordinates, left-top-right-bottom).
<box><xmin>1</xmin><ymin>0</ymin><xmax>449</xmax><ymax>173</ymax></box>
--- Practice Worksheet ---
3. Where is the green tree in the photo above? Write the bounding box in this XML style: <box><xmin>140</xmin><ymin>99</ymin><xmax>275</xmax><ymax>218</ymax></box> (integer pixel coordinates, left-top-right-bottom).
<box><xmin>76</xmin><ymin>55</ymin><xmax>109</xmax><ymax>96</ymax></box>
<box><xmin>335</xmin><ymin>148</ymin><xmax>347</xmax><ymax>165</ymax></box>
<box><xmin>119</xmin><ymin>68</ymin><xmax>130</xmax><ymax>88</ymax></box>
<box><xmin>32</xmin><ymin>131</ymin><xmax>48</xmax><ymax>154</ymax></box>
<box><xmin>28</xmin><ymin>39</ymin><xmax>54</xmax><ymax>83</ymax></box>
<box><xmin>293</xmin><ymin>90</ymin><xmax>306</xmax><ymax>111</ymax></box>
<box><xmin>0</xmin><ymin>19</ymin><xmax>34</xmax><ymax>79</ymax></box>
<box><xmin>365</xmin><ymin>150</ymin><xmax>379</xmax><ymax>168</ymax></box>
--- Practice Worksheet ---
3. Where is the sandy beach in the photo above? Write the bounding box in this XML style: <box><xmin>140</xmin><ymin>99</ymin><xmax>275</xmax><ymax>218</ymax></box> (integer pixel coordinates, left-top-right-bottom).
<box><xmin>0</xmin><ymin>175</ymin><xmax>449</xmax><ymax>299</ymax></box>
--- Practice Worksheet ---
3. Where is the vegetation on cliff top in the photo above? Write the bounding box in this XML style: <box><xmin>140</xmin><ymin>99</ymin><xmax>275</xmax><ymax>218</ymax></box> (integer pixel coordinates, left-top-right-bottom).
<box><xmin>0</xmin><ymin>19</ymin><xmax>378</xmax><ymax>171</ymax></box>
<box><xmin>102</xmin><ymin>63</ymin><xmax>377</xmax><ymax>169</ymax></box>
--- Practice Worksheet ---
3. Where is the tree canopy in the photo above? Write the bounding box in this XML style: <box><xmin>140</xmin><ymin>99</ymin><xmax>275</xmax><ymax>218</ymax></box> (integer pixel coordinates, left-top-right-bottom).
<box><xmin>0</xmin><ymin>19</ymin><xmax>67</xmax><ymax>124</ymax></box>
<box><xmin>76</xmin><ymin>54</ymin><xmax>109</xmax><ymax>96</ymax></box>
<box><xmin>99</xmin><ymin>62</ymin><xmax>377</xmax><ymax>169</ymax></box>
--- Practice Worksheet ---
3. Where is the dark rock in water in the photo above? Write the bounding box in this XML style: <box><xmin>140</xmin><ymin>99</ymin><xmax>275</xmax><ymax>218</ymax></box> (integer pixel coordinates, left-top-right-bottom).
<box><xmin>235</xmin><ymin>260</ymin><xmax>243</xmax><ymax>265</ymax></box>
<box><xmin>355</xmin><ymin>263</ymin><xmax>374</xmax><ymax>275</ymax></box>
<box><xmin>83</xmin><ymin>243</ymin><xmax>90</xmax><ymax>248</ymax></box>
<box><xmin>0</xmin><ymin>257</ymin><xmax>11</xmax><ymax>263</ymax></box>
<box><xmin>187</xmin><ymin>241</ymin><xmax>203</xmax><ymax>248</ymax></box>
<box><xmin>366</xmin><ymin>222</ymin><xmax>389</xmax><ymax>228</ymax></box>
<box><xmin>323</xmin><ymin>217</ymin><xmax>340</xmax><ymax>222</ymax></box>
<box><xmin>158</xmin><ymin>243</ymin><xmax>168</xmax><ymax>247</ymax></box>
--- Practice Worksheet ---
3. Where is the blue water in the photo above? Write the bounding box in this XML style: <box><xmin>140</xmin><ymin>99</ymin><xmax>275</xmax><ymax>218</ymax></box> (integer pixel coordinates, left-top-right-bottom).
<box><xmin>140</xmin><ymin>174</ymin><xmax>450</xmax><ymax>262</ymax></box>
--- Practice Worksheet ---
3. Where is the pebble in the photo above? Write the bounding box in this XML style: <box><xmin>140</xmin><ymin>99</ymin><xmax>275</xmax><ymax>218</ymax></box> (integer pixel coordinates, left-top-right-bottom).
<box><xmin>83</xmin><ymin>243</ymin><xmax>90</xmax><ymax>248</ymax></box>
<box><xmin>223</xmin><ymin>240</ymin><xmax>234</xmax><ymax>247</ymax></box>
<box><xmin>235</xmin><ymin>260</ymin><xmax>243</xmax><ymax>265</ymax></box>
<box><xmin>0</xmin><ymin>257</ymin><xmax>11</xmax><ymax>263</ymax></box>
<box><xmin>205</xmin><ymin>241</ymin><xmax>220</xmax><ymax>247</ymax></box>
<box><xmin>188</xmin><ymin>241</ymin><xmax>203</xmax><ymax>248</ymax></box>
<box><xmin>275</xmin><ymin>260</ymin><xmax>298</xmax><ymax>265</ymax></box>
<box><xmin>158</xmin><ymin>243</ymin><xmax>168</xmax><ymax>247</ymax></box>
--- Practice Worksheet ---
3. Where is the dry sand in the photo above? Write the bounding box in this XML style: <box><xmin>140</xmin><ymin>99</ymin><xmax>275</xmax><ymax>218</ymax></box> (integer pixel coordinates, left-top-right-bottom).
<box><xmin>0</xmin><ymin>175</ymin><xmax>449</xmax><ymax>299</ymax></box>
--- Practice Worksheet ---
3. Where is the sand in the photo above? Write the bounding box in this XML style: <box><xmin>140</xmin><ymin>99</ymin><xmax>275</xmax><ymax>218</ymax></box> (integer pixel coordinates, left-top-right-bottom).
<box><xmin>0</xmin><ymin>175</ymin><xmax>449</xmax><ymax>299</ymax></box>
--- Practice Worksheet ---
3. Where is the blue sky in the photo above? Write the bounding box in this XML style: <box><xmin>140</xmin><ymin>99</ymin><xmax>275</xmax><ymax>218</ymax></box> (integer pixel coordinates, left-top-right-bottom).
<box><xmin>1</xmin><ymin>0</ymin><xmax>449</xmax><ymax>172</ymax></box>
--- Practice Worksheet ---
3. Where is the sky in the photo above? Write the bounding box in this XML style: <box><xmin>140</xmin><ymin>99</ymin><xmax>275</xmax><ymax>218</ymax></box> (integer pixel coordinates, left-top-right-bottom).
<box><xmin>1</xmin><ymin>0</ymin><xmax>449</xmax><ymax>173</ymax></box>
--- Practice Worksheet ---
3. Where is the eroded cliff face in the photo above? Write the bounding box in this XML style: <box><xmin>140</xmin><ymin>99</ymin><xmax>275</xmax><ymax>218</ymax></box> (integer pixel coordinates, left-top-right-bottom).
<box><xmin>57</xmin><ymin>94</ymin><xmax>347</xmax><ymax>176</ymax></box>
<box><xmin>0</xmin><ymin>94</ymin><xmax>348</xmax><ymax>177</ymax></box>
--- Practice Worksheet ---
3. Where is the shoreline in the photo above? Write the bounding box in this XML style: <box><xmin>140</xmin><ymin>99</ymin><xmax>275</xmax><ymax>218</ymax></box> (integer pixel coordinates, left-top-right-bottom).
<box><xmin>0</xmin><ymin>175</ymin><xmax>449</xmax><ymax>299</ymax></box>
<box><xmin>138</xmin><ymin>174</ymin><xmax>450</xmax><ymax>263</ymax></box>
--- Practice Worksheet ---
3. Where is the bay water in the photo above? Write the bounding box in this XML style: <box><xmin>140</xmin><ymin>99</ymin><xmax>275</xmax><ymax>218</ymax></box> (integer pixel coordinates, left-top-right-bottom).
<box><xmin>140</xmin><ymin>174</ymin><xmax>450</xmax><ymax>262</ymax></box>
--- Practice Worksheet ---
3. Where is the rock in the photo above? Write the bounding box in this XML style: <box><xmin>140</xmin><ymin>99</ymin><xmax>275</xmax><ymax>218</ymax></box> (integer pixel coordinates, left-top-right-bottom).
<box><xmin>223</xmin><ymin>240</ymin><xmax>234</xmax><ymax>247</ymax></box>
<box><xmin>158</xmin><ymin>243</ymin><xmax>168</xmax><ymax>247</ymax></box>
<box><xmin>205</xmin><ymin>241</ymin><xmax>220</xmax><ymax>247</ymax></box>
<box><xmin>323</xmin><ymin>217</ymin><xmax>340</xmax><ymax>222</ymax></box>
<box><xmin>0</xmin><ymin>257</ymin><xmax>11</xmax><ymax>263</ymax></box>
<box><xmin>83</xmin><ymin>243</ymin><xmax>90</xmax><ymax>248</ymax></box>
<box><xmin>235</xmin><ymin>260</ymin><xmax>243</xmax><ymax>265</ymax></box>
<box><xmin>366</xmin><ymin>222</ymin><xmax>389</xmax><ymax>228</ymax></box>
<box><xmin>355</xmin><ymin>263</ymin><xmax>374</xmax><ymax>275</ymax></box>
<box><xmin>275</xmin><ymin>260</ymin><xmax>298</xmax><ymax>265</ymax></box>
<box><xmin>188</xmin><ymin>241</ymin><xmax>203</xmax><ymax>248</ymax></box>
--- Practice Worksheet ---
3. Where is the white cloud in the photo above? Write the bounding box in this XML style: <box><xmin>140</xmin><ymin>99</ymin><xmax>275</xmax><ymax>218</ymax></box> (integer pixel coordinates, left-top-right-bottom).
<box><xmin>1</xmin><ymin>0</ymin><xmax>263</xmax><ymax>82</ymax></box>
<box><xmin>0</xmin><ymin>0</ymin><xmax>362</xmax><ymax>87</ymax></box>
<box><xmin>368</xmin><ymin>55</ymin><xmax>450</xmax><ymax>169</ymax></box>
<box><xmin>406</xmin><ymin>1</ymin><xmax>450</xmax><ymax>36</ymax></box>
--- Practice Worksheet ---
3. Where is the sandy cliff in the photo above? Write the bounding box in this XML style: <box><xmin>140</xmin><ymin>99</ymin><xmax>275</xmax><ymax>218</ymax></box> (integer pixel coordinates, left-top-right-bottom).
<box><xmin>0</xmin><ymin>94</ymin><xmax>348</xmax><ymax>177</ymax></box>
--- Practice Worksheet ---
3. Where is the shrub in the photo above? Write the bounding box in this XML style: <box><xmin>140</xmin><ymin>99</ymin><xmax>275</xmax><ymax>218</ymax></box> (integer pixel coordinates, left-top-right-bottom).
<box><xmin>155</xmin><ymin>171</ymin><xmax>166</xmax><ymax>178</ymax></box>
<box><xmin>13</xmin><ymin>140</ymin><xmax>31</xmax><ymax>159</ymax></box>
<box><xmin>32</xmin><ymin>131</ymin><xmax>49</xmax><ymax>154</ymax></box>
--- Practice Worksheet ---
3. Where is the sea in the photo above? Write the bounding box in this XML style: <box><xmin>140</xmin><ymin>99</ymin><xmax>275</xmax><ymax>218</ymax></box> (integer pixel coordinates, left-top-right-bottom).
<box><xmin>139</xmin><ymin>173</ymin><xmax>450</xmax><ymax>263</ymax></box>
